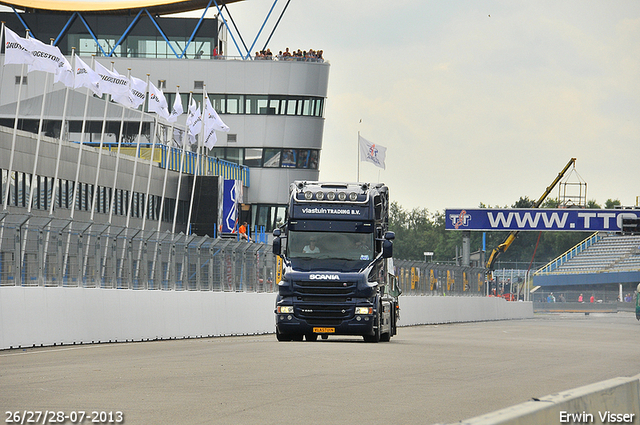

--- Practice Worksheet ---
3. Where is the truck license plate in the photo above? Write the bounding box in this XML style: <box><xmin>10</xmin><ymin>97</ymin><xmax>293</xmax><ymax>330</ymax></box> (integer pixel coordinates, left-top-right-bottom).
<box><xmin>313</xmin><ymin>327</ymin><xmax>335</xmax><ymax>334</ymax></box>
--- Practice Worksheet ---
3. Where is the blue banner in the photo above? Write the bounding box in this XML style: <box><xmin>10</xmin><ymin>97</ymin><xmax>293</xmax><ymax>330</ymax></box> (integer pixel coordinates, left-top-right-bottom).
<box><xmin>221</xmin><ymin>179</ymin><xmax>239</xmax><ymax>233</ymax></box>
<box><xmin>445</xmin><ymin>209</ymin><xmax>640</xmax><ymax>232</ymax></box>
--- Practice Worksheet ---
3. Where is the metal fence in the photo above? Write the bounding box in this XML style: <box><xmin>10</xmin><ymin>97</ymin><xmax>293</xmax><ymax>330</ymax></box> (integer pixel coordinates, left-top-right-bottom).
<box><xmin>394</xmin><ymin>259</ymin><xmax>486</xmax><ymax>296</ymax></box>
<box><xmin>0</xmin><ymin>214</ymin><xmax>489</xmax><ymax>295</ymax></box>
<box><xmin>0</xmin><ymin>214</ymin><xmax>275</xmax><ymax>292</ymax></box>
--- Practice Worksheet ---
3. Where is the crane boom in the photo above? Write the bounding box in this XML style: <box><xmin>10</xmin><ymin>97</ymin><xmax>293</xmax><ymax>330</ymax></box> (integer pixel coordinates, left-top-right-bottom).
<box><xmin>485</xmin><ymin>158</ymin><xmax>577</xmax><ymax>273</ymax></box>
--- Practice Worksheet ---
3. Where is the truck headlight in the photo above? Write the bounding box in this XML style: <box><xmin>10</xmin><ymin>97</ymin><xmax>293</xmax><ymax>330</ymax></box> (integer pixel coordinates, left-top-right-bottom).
<box><xmin>278</xmin><ymin>306</ymin><xmax>294</xmax><ymax>314</ymax></box>
<box><xmin>355</xmin><ymin>307</ymin><xmax>373</xmax><ymax>315</ymax></box>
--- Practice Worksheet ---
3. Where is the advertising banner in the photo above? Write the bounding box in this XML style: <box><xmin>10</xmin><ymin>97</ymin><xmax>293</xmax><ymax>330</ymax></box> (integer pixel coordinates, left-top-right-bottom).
<box><xmin>220</xmin><ymin>179</ymin><xmax>242</xmax><ymax>234</ymax></box>
<box><xmin>445</xmin><ymin>209</ymin><xmax>640</xmax><ymax>232</ymax></box>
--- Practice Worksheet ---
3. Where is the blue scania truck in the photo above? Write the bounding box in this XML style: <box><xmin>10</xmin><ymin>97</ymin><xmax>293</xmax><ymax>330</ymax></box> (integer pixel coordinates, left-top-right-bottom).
<box><xmin>272</xmin><ymin>181</ymin><xmax>400</xmax><ymax>342</ymax></box>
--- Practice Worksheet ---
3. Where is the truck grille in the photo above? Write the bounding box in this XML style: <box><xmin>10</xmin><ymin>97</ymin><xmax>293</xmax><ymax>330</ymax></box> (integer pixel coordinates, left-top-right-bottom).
<box><xmin>294</xmin><ymin>280</ymin><xmax>356</xmax><ymax>297</ymax></box>
<box><xmin>295</xmin><ymin>304</ymin><xmax>353</xmax><ymax>325</ymax></box>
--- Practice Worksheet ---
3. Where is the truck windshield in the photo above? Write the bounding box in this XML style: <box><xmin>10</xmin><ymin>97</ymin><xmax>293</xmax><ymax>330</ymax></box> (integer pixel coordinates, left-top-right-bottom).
<box><xmin>287</xmin><ymin>231</ymin><xmax>374</xmax><ymax>261</ymax></box>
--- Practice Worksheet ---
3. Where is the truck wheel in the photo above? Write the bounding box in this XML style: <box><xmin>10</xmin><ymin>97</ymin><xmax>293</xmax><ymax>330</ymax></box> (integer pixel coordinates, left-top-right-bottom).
<box><xmin>292</xmin><ymin>334</ymin><xmax>304</xmax><ymax>341</ymax></box>
<box><xmin>305</xmin><ymin>334</ymin><xmax>318</xmax><ymax>341</ymax></box>
<box><xmin>276</xmin><ymin>328</ymin><xmax>292</xmax><ymax>342</ymax></box>
<box><xmin>363</xmin><ymin>310</ymin><xmax>381</xmax><ymax>343</ymax></box>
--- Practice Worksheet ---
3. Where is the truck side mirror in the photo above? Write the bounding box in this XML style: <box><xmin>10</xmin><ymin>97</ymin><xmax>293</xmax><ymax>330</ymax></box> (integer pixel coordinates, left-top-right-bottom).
<box><xmin>382</xmin><ymin>239</ymin><xmax>393</xmax><ymax>258</ymax></box>
<box><xmin>273</xmin><ymin>228</ymin><xmax>281</xmax><ymax>237</ymax></box>
<box><xmin>384</xmin><ymin>231</ymin><xmax>395</xmax><ymax>241</ymax></box>
<box><xmin>273</xmin><ymin>237</ymin><xmax>281</xmax><ymax>256</ymax></box>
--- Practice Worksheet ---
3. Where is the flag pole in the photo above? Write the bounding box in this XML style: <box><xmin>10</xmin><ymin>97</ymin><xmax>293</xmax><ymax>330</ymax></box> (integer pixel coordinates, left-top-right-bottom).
<box><xmin>70</xmin><ymin>55</ymin><xmax>96</xmax><ymax>219</ymax></box>
<box><xmin>0</xmin><ymin>22</ymin><xmax>6</xmax><ymax>89</ymax></box>
<box><xmin>90</xmin><ymin>61</ymin><xmax>115</xmax><ymax>222</ymax></box>
<box><xmin>357</xmin><ymin>131</ymin><xmax>360</xmax><ymax>183</ymax></box>
<box><xmin>186</xmin><ymin>88</ymin><xmax>206</xmax><ymax>236</ymax></box>
<box><xmin>125</xmin><ymin>73</ymin><xmax>150</xmax><ymax>230</ymax></box>
<box><xmin>50</xmin><ymin>47</ymin><xmax>74</xmax><ymax>216</ymax></box>
<box><xmin>107</xmin><ymin>67</ymin><xmax>131</xmax><ymax>224</ymax></box>
<box><xmin>3</xmin><ymin>29</ymin><xmax>29</xmax><ymax>211</ymax></box>
<box><xmin>155</xmin><ymin>83</ymin><xmax>181</xmax><ymax>235</ymax></box>
<box><xmin>22</xmin><ymin>37</ymin><xmax>55</xmax><ymax>265</ymax></box>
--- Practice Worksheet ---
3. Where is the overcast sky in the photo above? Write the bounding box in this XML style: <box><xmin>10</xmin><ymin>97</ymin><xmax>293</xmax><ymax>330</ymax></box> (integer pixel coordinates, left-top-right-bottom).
<box><xmin>226</xmin><ymin>0</ymin><xmax>640</xmax><ymax>213</ymax></box>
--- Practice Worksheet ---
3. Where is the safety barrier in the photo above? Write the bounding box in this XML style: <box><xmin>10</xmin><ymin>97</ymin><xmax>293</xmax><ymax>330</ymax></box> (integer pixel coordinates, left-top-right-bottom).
<box><xmin>437</xmin><ymin>374</ymin><xmax>640</xmax><ymax>425</ymax></box>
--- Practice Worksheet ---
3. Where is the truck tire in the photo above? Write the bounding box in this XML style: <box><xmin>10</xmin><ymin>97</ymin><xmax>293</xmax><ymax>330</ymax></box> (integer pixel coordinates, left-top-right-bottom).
<box><xmin>276</xmin><ymin>328</ymin><xmax>292</xmax><ymax>342</ymax></box>
<box><xmin>305</xmin><ymin>334</ymin><xmax>318</xmax><ymax>341</ymax></box>
<box><xmin>363</xmin><ymin>308</ymin><xmax>381</xmax><ymax>343</ymax></box>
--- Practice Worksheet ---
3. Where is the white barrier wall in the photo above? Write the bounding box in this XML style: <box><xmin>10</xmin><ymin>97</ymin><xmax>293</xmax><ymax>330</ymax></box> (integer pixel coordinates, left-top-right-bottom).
<box><xmin>398</xmin><ymin>296</ymin><xmax>533</xmax><ymax>326</ymax></box>
<box><xmin>0</xmin><ymin>287</ymin><xmax>533</xmax><ymax>349</ymax></box>
<box><xmin>439</xmin><ymin>375</ymin><xmax>640</xmax><ymax>425</ymax></box>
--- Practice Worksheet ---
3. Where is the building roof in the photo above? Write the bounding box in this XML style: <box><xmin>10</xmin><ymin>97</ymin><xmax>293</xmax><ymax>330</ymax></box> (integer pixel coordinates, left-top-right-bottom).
<box><xmin>0</xmin><ymin>0</ymin><xmax>243</xmax><ymax>15</ymax></box>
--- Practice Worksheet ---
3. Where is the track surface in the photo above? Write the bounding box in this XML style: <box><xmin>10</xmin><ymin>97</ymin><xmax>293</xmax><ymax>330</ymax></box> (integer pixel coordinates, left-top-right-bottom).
<box><xmin>2</xmin><ymin>313</ymin><xmax>639</xmax><ymax>425</ymax></box>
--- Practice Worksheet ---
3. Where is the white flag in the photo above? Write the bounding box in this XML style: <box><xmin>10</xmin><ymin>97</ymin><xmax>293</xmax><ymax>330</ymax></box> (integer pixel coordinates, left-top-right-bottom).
<box><xmin>94</xmin><ymin>61</ymin><xmax>130</xmax><ymax>98</ymax></box>
<box><xmin>27</xmin><ymin>37</ymin><xmax>66</xmax><ymax>75</ymax></box>
<box><xmin>203</xmin><ymin>95</ymin><xmax>229</xmax><ymax>150</ymax></box>
<box><xmin>186</xmin><ymin>98</ymin><xmax>202</xmax><ymax>145</ymax></box>
<box><xmin>112</xmin><ymin>74</ymin><xmax>147</xmax><ymax>109</ymax></box>
<box><xmin>4</xmin><ymin>27</ymin><xmax>34</xmax><ymax>66</ymax></box>
<box><xmin>358</xmin><ymin>135</ymin><xmax>387</xmax><ymax>170</ymax></box>
<box><xmin>168</xmin><ymin>89</ymin><xmax>184</xmax><ymax>123</ymax></box>
<box><xmin>54</xmin><ymin>54</ymin><xmax>74</xmax><ymax>88</ymax></box>
<box><xmin>73</xmin><ymin>55</ymin><xmax>102</xmax><ymax>96</ymax></box>
<box><xmin>148</xmin><ymin>81</ymin><xmax>170</xmax><ymax>119</ymax></box>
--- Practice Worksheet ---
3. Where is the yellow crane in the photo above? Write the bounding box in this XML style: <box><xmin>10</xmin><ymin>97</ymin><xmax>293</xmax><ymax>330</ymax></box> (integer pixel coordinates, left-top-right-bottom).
<box><xmin>485</xmin><ymin>158</ymin><xmax>577</xmax><ymax>281</ymax></box>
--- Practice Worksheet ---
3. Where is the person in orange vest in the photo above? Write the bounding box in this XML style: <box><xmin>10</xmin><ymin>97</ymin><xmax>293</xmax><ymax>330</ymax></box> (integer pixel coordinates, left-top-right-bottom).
<box><xmin>238</xmin><ymin>222</ymin><xmax>251</xmax><ymax>241</ymax></box>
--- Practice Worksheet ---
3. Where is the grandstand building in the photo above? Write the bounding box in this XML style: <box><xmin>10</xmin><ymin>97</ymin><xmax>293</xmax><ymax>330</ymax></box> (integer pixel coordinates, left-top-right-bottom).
<box><xmin>534</xmin><ymin>232</ymin><xmax>640</xmax><ymax>302</ymax></box>
<box><xmin>0</xmin><ymin>0</ymin><xmax>329</xmax><ymax>235</ymax></box>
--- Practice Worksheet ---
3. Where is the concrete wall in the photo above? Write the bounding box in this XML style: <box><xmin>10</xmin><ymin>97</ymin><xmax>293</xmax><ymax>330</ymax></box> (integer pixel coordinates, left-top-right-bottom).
<box><xmin>0</xmin><ymin>287</ymin><xmax>533</xmax><ymax>350</ymax></box>
<box><xmin>440</xmin><ymin>374</ymin><xmax>640</xmax><ymax>425</ymax></box>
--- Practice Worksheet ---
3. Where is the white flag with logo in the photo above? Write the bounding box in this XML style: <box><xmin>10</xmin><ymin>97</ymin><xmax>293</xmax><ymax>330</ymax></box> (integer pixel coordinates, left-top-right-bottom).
<box><xmin>148</xmin><ymin>81</ymin><xmax>170</xmax><ymax>120</ymax></box>
<box><xmin>27</xmin><ymin>37</ymin><xmax>66</xmax><ymax>75</ymax></box>
<box><xmin>4</xmin><ymin>27</ymin><xmax>34</xmax><ymax>66</ymax></box>
<box><xmin>112</xmin><ymin>74</ymin><xmax>147</xmax><ymax>109</ymax></box>
<box><xmin>168</xmin><ymin>89</ymin><xmax>184</xmax><ymax>123</ymax></box>
<box><xmin>203</xmin><ymin>95</ymin><xmax>229</xmax><ymax>150</ymax></box>
<box><xmin>73</xmin><ymin>55</ymin><xmax>102</xmax><ymax>96</ymax></box>
<box><xmin>54</xmin><ymin>53</ymin><xmax>74</xmax><ymax>88</ymax></box>
<box><xmin>358</xmin><ymin>135</ymin><xmax>387</xmax><ymax>170</ymax></box>
<box><xmin>186</xmin><ymin>98</ymin><xmax>202</xmax><ymax>145</ymax></box>
<box><xmin>94</xmin><ymin>61</ymin><xmax>130</xmax><ymax>98</ymax></box>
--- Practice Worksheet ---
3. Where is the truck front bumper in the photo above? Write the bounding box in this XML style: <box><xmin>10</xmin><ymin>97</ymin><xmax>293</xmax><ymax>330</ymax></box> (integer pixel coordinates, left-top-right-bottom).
<box><xmin>276</xmin><ymin>313</ymin><xmax>375</xmax><ymax>337</ymax></box>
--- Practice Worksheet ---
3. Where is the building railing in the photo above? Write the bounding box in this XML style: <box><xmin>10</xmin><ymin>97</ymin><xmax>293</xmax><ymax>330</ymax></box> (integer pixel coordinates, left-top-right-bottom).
<box><xmin>97</xmin><ymin>143</ymin><xmax>250</xmax><ymax>187</ymax></box>
<box><xmin>535</xmin><ymin>232</ymin><xmax>603</xmax><ymax>275</ymax></box>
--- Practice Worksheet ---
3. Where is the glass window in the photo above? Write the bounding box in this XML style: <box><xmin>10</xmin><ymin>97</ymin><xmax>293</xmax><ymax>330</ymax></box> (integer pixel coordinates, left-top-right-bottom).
<box><xmin>227</xmin><ymin>95</ymin><xmax>244</xmax><ymax>114</ymax></box>
<box><xmin>297</xmin><ymin>149</ymin><xmax>310</xmax><ymax>168</ymax></box>
<box><xmin>244</xmin><ymin>148</ymin><xmax>263</xmax><ymax>167</ymax></box>
<box><xmin>286</xmin><ymin>99</ymin><xmax>298</xmax><ymax>115</ymax></box>
<box><xmin>287</xmin><ymin>231</ymin><xmax>374</xmax><ymax>261</ymax></box>
<box><xmin>309</xmin><ymin>150</ymin><xmax>319</xmax><ymax>169</ymax></box>
<box><xmin>210</xmin><ymin>94</ymin><xmax>225</xmax><ymax>113</ymax></box>
<box><xmin>303</xmin><ymin>99</ymin><xmax>311</xmax><ymax>116</ymax></box>
<box><xmin>225</xmin><ymin>148</ymin><xmax>243</xmax><ymax>165</ymax></box>
<box><xmin>212</xmin><ymin>147</ymin><xmax>225</xmax><ymax>160</ymax></box>
<box><xmin>281</xmin><ymin>149</ymin><xmax>296</xmax><ymax>168</ymax></box>
<box><xmin>268</xmin><ymin>98</ymin><xmax>280</xmax><ymax>115</ymax></box>
<box><xmin>315</xmin><ymin>99</ymin><xmax>324</xmax><ymax>117</ymax></box>
<box><xmin>263</xmin><ymin>149</ymin><xmax>281</xmax><ymax>167</ymax></box>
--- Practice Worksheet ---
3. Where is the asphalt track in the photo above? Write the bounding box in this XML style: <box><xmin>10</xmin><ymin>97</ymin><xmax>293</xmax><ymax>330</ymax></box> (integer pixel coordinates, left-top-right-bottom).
<box><xmin>1</xmin><ymin>312</ymin><xmax>639</xmax><ymax>425</ymax></box>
